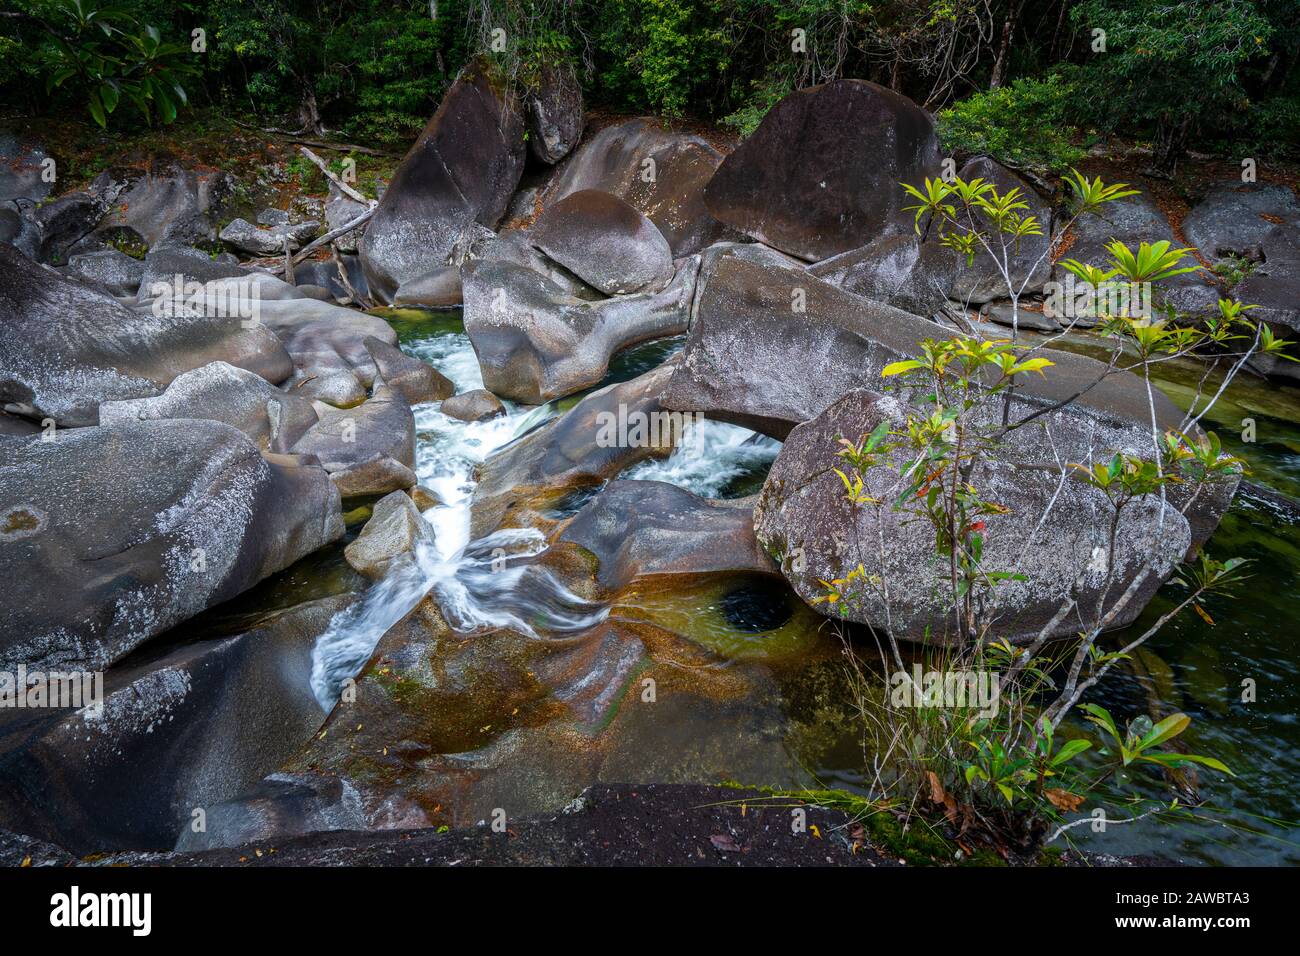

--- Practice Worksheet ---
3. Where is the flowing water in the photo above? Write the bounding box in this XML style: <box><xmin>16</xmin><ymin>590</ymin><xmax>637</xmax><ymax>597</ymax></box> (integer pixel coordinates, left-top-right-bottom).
<box><xmin>304</xmin><ymin>314</ymin><xmax>1300</xmax><ymax>865</ymax></box>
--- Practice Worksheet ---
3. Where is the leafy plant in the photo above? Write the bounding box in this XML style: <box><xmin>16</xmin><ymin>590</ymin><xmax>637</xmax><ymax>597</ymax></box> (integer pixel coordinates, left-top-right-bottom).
<box><xmin>38</xmin><ymin>0</ymin><xmax>197</xmax><ymax>128</ymax></box>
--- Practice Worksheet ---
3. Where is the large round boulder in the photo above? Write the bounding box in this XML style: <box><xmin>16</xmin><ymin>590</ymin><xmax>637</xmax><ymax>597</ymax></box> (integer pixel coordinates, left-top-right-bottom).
<box><xmin>753</xmin><ymin>390</ymin><xmax>1192</xmax><ymax>644</ymax></box>
<box><xmin>360</xmin><ymin>61</ymin><xmax>525</xmax><ymax>303</ymax></box>
<box><xmin>0</xmin><ymin>420</ymin><xmax>344</xmax><ymax>671</ymax></box>
<box><xmin>531</xmin><ymin>189</ymin><xmax>673</xmax><ymax>295</ymax></box>
<box><xmin>703</xmin><ymin>80</ymin><xmax>942</xmax><ymax>262</ymax></box>
<box><xmin>542</xmin><ymin>117</ymin><xmax>729</xmax><ymax>256</ymax></box>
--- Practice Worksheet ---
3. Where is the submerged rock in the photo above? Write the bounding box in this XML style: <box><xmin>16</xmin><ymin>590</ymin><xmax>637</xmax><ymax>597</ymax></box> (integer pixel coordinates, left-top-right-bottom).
<box><xmin>703</xmin><ymin>80</ymin><xmax>941</xmax><ymax>261</ymax></box>
<box><xmin>360</xmin><ymin>61</ymin><xmax>525</xmax><ymax>303</ymax></box>
<box><xmin>0</xmin><ymin>419</ymin><xmax>344</xmax><ymax>671</ymax></box>
<box><xmin>0</xmin><ymin>243</ymin><xmax>292</xmax><ymax>426</ymax></box>
<box><xmin>531</xmin><ymin>189</ymin><xmax>674</xmax><ymax>295</ymax></box>
<box><xmin>558</xmin><ymin>480</ymin><xmax>776</xmax><ymax>591</ymax></box>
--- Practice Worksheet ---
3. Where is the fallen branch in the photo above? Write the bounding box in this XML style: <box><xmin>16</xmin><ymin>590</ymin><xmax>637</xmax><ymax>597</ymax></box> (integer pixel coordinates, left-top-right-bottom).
<box><xmin>299</xmin><ymin>146</ymin><xmax>371</xmax><ymax>205</ymax></box>
<box><xmin>230</xmin><ymin>119</ymin><xmax>391</xmax><ymax>156</ymax></box>
<box><xmin>268</xmin><ymin>206</ymin><xmax>377</xmax><ymax>276</ymax></box>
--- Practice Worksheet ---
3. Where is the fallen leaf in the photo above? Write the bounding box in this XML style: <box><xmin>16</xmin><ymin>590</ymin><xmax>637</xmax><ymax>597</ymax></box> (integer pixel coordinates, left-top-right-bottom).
<box><xmin>710</xmin><ymin>834</ymin><xmax>740</xmax><ymax>852</ymax></box>
<box><xmin>1045</xmin><ymin>789</ymin><xmax>1086</xmax><ymax>812</ymax></box>
<box><xmin>927</xmin><ymin>770</ymin><xmax>947</xmax><ymax>805</ymax></box>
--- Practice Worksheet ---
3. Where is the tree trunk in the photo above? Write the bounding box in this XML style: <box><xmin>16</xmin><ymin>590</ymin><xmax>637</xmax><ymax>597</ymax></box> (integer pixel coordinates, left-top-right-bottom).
<box><xmin>989</xmin><ymin>1</ymin><xmax>1025</xmax><ymax>89</ymax></box>
<box><xmin>1151</xmin><ymin>114</ymin><xmax>1192</xmax><ymax>176</ymax></box>
<box><xmin>296</xmin><ymin>85</ymin><xmax>325</xmax><ymax>137</ymax></box>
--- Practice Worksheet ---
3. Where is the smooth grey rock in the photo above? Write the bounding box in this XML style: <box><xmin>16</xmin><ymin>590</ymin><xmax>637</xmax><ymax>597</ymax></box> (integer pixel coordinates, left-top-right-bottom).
<box><xmin>543</xmin><ymin>117</ymin><xmax>729</xmax><ymax>256</ymax></box>
<box><xmin>66</xmin><ymin>247</ymin><xmax>144</xmax><ymax>297</ymax></box>
<box><xmin>360</xmin><ymin>61</ymin><xmax>525</xmax><ymax>303</ymax></box>
<box><xmin>810</xmin><ymin>233</ymin><xmax>957</xmax><ymax>316</ymax></box>
<box><xmin>704</xmin><ymin>80</ymin><xmax>941</xmax><ymax>261</ymax></box>
<box><xmin>99</xmin><ymin>360</ymin><xmax>319</xmax><ymax>453</ymax></box>
<box><xmin>0</xmin><ymin>133</ymin><xmax>51</xmax><ymax>205</ymax></box>
<box><xmin>364</xmin><ymin>335</ymin><xmax>453</xmax><ymax>405</ymax></box>
<box><xmin>981</xmin><ymin>299</ymin><xmax>1060</xmax><ymax>332</ymax></box>
<box><xmin>462</xmin><ymin>253</ymin><xmax>698</xmax><ymax>404</ymax></box>
<box><xmin>324</xmin><ymin>183</ymin><xmax>367</xmax><ymax>253</ymax></box>
<box><xmin>0</xmin><ymin>594</ymin><xmax>349</xmax><ymax>853</ymax></box>
<box><xmin>441</xmin><ymin>388</ymin><xmax>505</xmax><ymax>422</ymax></box>
<box><xmin>0</xmin><ymin>419</ymin><xmax>344</xmax><ymax>672</ymax></box>
<box><xmin>138</xmin><ymin>242</ymin><xmax>249</xmax><ymax>295</ymax></box>
<box><xmin>531</xmin><ymin>189</ymin><xmax>673</xmax><ymax>295</ymax></box>
<box><xmin>291</xmin><ymin>385</ymin><xmax>416</xmax><ymax>495</ymax></box>
<box><xmin>33</xmin><ymin>191</ymin><xmax>106</xmax><ymax>264</ymax></box>
<box><xmin>1183</xmin><ymin>182</ymin><xmax>1300</xmax><ymax>260</ymax></box>
<box><xmin>95</xmin><ymin>161</ymin><xmax>233</xmax><ymax>247</ymax></box>
<box><xmin>0</xmin><ymin>243</ymin><xmax>292</xmax><ymax>426</ymax></box>
<box><xmin>344</xmin><ymin>491</ymin><xmax>432</xmax><ymax>578</ymax></box>
<box><xmin>1054</xmin><ymin>188</ymin><xmax>1219</xmax><ymax>320</ymax></box>
<box><xmin>393</xmin><ymin>265</ymin><xmax>462</xmax><ymax>307</ymax></box>
<box><xmin>753</xmin><ymin>389</ymin><xmax>1193</xmax><ymax>644</ymax></box>
<box><xmin>257</xmin><ymin>207</ymin><xmax>290</xmax><ymax>227</ymax></box>
<box><xmin>219</xmin><ymin>217</ymin><xmax>318</xmax><ymax>256</ymax></box>
<box><xmin>1238</xmin><ymin>223</ymin><xmax>1300</xmax><ymax>382</ymax></box>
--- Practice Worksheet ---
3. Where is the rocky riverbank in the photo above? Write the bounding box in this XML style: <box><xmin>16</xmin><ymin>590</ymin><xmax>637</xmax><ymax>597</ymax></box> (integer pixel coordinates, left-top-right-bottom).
<box><xmin>2</xmin><ymin>62</ymin><xmax>1297</xmax><ymax>862</ymax></box>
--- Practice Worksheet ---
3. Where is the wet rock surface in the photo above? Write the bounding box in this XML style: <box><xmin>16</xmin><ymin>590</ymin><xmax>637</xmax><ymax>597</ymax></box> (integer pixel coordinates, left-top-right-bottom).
<box><xmin>0</xmin><ymin>595</ymin><xmax>348</xmax><ymax>853</ymax></box>
<box><xmin>0</xmin><ymin>419</ymin><xmax>344</xmax><ymax>672</ymax></box>
<box><xmin>462</xmin><ymin>252</ymin><xmax>698</xmax><ymax>403</ymax></box>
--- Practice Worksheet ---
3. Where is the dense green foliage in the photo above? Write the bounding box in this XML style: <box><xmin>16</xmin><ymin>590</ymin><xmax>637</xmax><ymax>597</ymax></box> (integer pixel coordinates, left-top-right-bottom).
<box><xmin>3</xmin><ymin>0</ymin><xmax>1298</xmax><ymax>163</ymax></box>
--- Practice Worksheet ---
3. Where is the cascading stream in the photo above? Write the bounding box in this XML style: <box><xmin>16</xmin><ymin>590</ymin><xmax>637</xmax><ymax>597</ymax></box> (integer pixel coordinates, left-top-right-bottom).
<box><xmin>309</xmin><ymin>328</ymin><xmax>603</xmax><ymax>708</ymax></box>
<box><xmin>310</xmin><ymin>326</ymin><xmax>782</xmax><ymax>710</ymax></box>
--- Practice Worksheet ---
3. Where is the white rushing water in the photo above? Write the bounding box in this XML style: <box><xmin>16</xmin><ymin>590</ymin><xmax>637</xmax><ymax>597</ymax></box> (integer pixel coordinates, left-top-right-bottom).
<box><xmin>310</xmin><ymin>328</ymin><xmax>782</xmax><ymax>709</ymax></box>
<box><xmin>309</xmin><ymin>329</ymin><xmax>593</xmax><ymax>707</ymax></box>
<box><xmin>624</xmin><ymin>419</ymin><xmax>781</xmax><ymax>498</ymax></box>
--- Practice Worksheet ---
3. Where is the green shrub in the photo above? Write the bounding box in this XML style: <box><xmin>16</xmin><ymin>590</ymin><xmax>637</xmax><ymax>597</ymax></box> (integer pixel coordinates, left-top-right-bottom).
<box><xmin>937</xmin><ymin>74</ymin><xmax>1087</xmax><ymax>174</ymax></box>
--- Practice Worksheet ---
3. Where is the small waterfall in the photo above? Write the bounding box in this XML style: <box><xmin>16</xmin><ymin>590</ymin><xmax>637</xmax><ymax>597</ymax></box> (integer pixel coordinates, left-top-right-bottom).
<box><xmin>624</xmin><ymin>419</ymin><xmax>781</xmax><ymax>498</ymax></box>
<box><xmin>309</xmin><ymin>329</ymin><xmax>598</xmax><ymax>709</ymax></box>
